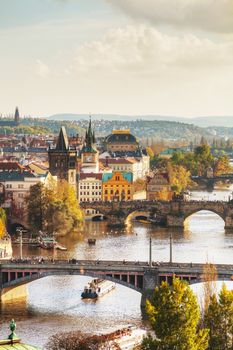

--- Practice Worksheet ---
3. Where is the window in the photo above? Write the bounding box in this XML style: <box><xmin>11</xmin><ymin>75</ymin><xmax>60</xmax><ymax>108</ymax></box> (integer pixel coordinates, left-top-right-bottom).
<box><xmin>6</xmin><ymin>184</ymin><xmax>12</xmax><ymax>189</ymax></box>
<box><xmin>18</xmin><ymin>184</ymin><xmax>24</xmax><ymax>189</ymax></box>
<box><xmin>18</xmin><ymin>193</ymin><xmax>24</xmax><ymax>198</ymax></box>
<box><xmin>105</xmin><ymin>189</ymin><xmax>108</xmax><ymax>194</ymax></box>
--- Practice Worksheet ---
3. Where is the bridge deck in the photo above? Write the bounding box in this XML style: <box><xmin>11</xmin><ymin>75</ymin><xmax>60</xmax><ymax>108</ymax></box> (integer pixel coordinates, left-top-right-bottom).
<box><xmin>1</xmin><ymin>260</ymin><xmax>233</xmax><ymax>275</ymax></box>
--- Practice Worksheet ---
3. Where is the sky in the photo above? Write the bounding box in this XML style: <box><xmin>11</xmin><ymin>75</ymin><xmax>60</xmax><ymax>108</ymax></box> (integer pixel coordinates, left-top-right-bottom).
<box><xmin>1</xmin><ymin>0</ymin><xmax>233</xmax><ymax>118</ymax></box>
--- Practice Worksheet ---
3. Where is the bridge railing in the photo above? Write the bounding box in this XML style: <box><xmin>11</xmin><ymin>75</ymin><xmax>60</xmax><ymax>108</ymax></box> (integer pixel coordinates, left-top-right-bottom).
<box><xmin>1</xmin><ymin>258</ymin><xmax>233</xmax><ymax>271</ymax></box>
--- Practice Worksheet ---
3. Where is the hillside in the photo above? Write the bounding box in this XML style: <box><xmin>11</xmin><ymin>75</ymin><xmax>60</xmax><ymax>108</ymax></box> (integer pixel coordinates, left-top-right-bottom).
<box><xmin>48</xmin><ymin>113</ymin><xmax>233</xmax><ymax>128</ymax></box>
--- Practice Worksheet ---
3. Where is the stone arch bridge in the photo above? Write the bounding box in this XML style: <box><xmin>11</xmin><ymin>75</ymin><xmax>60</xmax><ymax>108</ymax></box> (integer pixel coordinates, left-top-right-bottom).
<box><xmin>80</xmin><ymin>200</ymin><xmax>233</xmax><ymax>228</ymax></box>
<box><xmin>0</xmin><ymin>260</ymin><xmax>232</xmax><ymax>307</ymax></box>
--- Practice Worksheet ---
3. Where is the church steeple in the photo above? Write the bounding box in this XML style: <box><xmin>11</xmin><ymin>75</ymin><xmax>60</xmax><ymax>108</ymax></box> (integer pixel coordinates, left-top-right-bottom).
<box><xmin>85</xmin><ymin>116</ymin><xmax>95</xmax><ymax>148</ymax></box>
<box><xmin>56</xmin><ymin>126</ymin><xmax>69</xmax><ymax>151</ymax></box>
<box><xmin>14</xmin><ymin>107</ymin><xmax>20</xmax><ymax>124</ymax></box>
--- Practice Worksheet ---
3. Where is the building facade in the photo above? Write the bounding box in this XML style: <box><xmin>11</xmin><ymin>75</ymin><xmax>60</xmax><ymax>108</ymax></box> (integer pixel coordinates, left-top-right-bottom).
<box><xmin>105</xmin><ymin>130</ymin><xmax>139</xmax><ymax>153</ymax></box>
<box><xmin>102</xmin><ymin>171</ymin><xmax>133</xmax><ymax>202</ymax></box>
<box><xmin>146</xmin><ymin>173</ymin><xmax>173</xmax><ymax>201</ymax></box>
<box><xmin>77</xmin><ymin>173</ymin><xmax>102</xmax><ymax>202</ymax></box>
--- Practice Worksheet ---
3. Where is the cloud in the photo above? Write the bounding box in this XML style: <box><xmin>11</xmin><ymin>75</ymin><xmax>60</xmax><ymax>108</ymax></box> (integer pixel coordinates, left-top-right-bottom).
<box><xmin>71</xmin><ymin>25</ymin><xmax>233</xmax><ymax>75</ymax></box>
<box><xmin>106</xmin><ymin>0</ymin><xmax>233</xmax><ymax>33</ymax></box>
<box><xmin>35</xmin><ymin>59</ymin><xmax>50</xmax><ymax>79</ymax></box>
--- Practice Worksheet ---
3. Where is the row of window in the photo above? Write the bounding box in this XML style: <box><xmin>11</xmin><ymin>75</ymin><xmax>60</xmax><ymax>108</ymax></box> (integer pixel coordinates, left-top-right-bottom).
<box><xmin>104</xmin><ymin>189</ymin><xmax>131</xmax><ymax>195</ymax></box>
<box><xmin>80</xmin><ymin>197</ymin><xmax>101</xmax><ymax>202</ymax></box>
<box><xmin>80</xmin><ymin>191</ymin><xmax>101</xmax><ymax>196</ymax></box>
<box><xmin>6</xmin><ymin>184</ymin><xmax>24</xmax><ymax>189</ymax></box>
<box><xmin>79</xmin><ymin>185</ymin><xmax>101</xmax><ymax>190</ymax></box>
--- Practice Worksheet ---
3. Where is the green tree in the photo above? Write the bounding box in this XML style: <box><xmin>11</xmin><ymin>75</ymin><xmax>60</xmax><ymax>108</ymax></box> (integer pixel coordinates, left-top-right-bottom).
<box><xmin>204</xmin><ymin>284</ymin><xmax>233</xmax><ymax>350</ymax></box>
<box><xmin>142</xmin><ymin>279</ymin><xmax>209</xmax><ymax>350</ymax></box>
<box><xmin>27</xmin><ymin>182</ymin><xmax>44</xmax><ymax>231</ymax></box>
<box><xmin>27</xmin><ymin>180</ymin><xmax>83</xmax><ymax>235</ymax></box>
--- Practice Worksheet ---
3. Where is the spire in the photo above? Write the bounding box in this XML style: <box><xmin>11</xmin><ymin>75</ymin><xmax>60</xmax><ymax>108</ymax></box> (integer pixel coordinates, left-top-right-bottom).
<box><xmin>86</xmin><ymin>116</ymin><xmax>93</xmax><ymax>147</ymax></box>
<box><xmin>14</xmin><ymin>107</ymin><xmax>20</xmax><ymax>124</ymax></box>
<box><xmin>92</xmin><ymin>130</ymin><xmax>96</xmax><ymax>144</ymax></box>
<box><xmin>56</xmin><ymin>126</ymin><xmax>69</xmax><ymax>151</ymax></box>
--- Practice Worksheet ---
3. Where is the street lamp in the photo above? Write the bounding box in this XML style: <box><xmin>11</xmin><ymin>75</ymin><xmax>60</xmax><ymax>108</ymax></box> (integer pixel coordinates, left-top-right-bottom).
<box><xmin>149</xmin><ymin>236</ymin><xmax>152</xmax><ymax>267</ymax></box>
<box><xmin>18</xmin><ymin>228</ymin><xmax>23</xmax><ymax>260</ymax></box>
<box><xmin>169</xmin><ymin>232</ymin><xmax>173</xmax><ymax>264</ymax></box>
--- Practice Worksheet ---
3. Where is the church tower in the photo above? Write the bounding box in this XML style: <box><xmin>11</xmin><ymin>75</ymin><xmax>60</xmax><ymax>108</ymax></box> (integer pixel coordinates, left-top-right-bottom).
<box><xmin>14</xmin><ymin>107</ymin><xmax>20</xmax><ymax>125</ymax></box>
<box><xmin>48</xmin><ymin>126</ymin><xmax>77</xmax><ymax>189</ymax></box>
<box><xmin>80</xmin><ymin>117</ymin><xmax>99</xmax><ymax>173</ymax></box>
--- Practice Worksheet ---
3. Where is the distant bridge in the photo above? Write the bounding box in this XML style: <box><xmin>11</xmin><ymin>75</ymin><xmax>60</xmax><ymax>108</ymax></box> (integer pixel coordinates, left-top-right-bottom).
<box><xmin>80</xmin><ymin>200</ymin><xmax>233</xmax><ymax>228</ymax></box>
<box><xmin>191</xmin><ymin>174</ymin><xmax>233</xmax><ymax>189</ymax></box>
<box><xmin>0</xmin><ymin>259</ymin><xmax>232</xmax><ymax>306</ymax></box>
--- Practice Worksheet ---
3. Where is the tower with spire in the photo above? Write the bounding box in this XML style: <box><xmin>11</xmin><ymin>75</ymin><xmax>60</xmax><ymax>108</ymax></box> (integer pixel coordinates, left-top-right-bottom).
<box><xmin>48</xmin><ymin>126</ymin><xmax>77</xmax><ymax>189</ymax></box>
<box><xmin>14</xmin><ymin>107</ymin><xmax>20</xmax><ymax>125</ymax></box>
<box><xmin>80</xmin><ymin>117</ymin><xmax>99</xmax><ymax>173</ymax></box>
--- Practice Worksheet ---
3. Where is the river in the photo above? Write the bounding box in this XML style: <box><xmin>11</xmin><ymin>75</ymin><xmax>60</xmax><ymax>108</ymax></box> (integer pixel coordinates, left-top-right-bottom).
<box><xmin>0</xmin><ymin>189</ymin><xmax>233</xmax><ymax>348</ymax></box>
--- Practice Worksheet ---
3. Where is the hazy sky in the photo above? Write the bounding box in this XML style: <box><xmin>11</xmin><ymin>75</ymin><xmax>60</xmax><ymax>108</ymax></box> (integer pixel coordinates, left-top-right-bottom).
<box><xmin>1</xmin><ymin>0</ymin><xmax>233</xmax><ymax>117</ymax></box>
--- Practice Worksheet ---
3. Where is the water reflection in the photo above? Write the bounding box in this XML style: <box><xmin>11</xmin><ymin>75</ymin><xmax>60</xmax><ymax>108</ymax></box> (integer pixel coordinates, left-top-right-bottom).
<box><xmin>4</xmin><ymin>190</ymin><xmax>233</xmax><ymax>347</ymax></box>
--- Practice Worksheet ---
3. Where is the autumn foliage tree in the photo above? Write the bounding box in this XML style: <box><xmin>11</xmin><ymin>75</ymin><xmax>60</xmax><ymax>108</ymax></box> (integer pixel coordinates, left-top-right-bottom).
<box><xmin>0</xmin><ymin>207</ymin><xmax>7</xmax><ymax>239</ymax></box>
<box><xmin>46</xmin><ymin>331</ymin><xmax>120</xmax><ymax>350</ymax></box>
<box><xmin>28</xmin><ymin>179</ymin><xmax>83</xmax><ymax>235</ymax></box>
<box><xmin>204</xmin><ymin>284</ymin><xmax>233</xmax><ymax>350</ymax></box>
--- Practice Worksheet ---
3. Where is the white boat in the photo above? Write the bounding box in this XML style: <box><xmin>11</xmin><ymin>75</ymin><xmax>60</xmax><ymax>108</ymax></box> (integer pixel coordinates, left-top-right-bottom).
<box><xmin>81</xmin><ymin>279</ymin><xmax>116</xmax><ymax>299</ymax></box>
<box><xmin>108</xmin><ymin>326</ymin><xmax>147</xmax><ymax>350</ymax></box>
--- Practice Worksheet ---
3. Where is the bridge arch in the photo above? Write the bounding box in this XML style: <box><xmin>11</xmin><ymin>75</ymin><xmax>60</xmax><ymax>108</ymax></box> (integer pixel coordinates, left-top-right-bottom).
<box><xmin>183</xmin><ymin>208</ymin><xmax>225</xmax><ymax>223</ymax></box>
<box><xmin>1</xmin><ymin>270</ymin><xmax>143</xmax><ymax>299</ymax></box>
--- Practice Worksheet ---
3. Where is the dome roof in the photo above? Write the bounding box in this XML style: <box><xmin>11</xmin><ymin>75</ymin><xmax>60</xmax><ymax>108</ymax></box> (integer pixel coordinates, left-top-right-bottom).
<box><xmin>106</xmin><ymin>131</ymin><xmax>137</xmax><ymax>144</ymax></box>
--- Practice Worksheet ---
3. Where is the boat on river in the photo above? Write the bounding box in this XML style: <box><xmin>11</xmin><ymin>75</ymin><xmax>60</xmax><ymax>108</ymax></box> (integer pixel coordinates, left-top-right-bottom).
<box><xmin>81</xmin><ymin>279</ymin><xmax>116</xmax><ymax>299</ymax></box>
<box><xmin>106</xmin><ymin>326</ymin><xmax>147</xmax><ymax>350</ymax></box>
<box><xmin>88</xmin><ymin>238</ymin><xmax>96</xmax><ymax>245</ymax></box>
<box><xmin>38</xmin><ymin>236</ymin><xmax>67</xmax><ymax>251</ymax></box>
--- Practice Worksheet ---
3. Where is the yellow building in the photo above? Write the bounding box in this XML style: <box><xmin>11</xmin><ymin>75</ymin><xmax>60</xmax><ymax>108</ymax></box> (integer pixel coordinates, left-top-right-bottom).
<box><xmin>102</xmin><ymin>171</ymin><xmax>133</xmax><ymax>202</ymax></box>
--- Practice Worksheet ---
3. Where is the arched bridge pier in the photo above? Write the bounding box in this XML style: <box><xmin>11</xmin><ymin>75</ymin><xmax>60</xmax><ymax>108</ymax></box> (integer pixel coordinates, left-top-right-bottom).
<box><xmin>0</xmin><ymin>260</ymin><xmax>232</xmax><ymax>307</ymax></box>
<box><xmin>80</xmin><ymin>200</ymin><xmax>233</xmax><ymax>229</ymax></box>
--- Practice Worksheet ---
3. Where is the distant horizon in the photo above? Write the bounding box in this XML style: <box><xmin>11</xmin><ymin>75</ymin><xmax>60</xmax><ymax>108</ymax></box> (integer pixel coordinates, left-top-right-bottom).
<box><xmin>1</xmin><ymin>0</ymin><xmax>233</xmax><ymax>117</ymax></box>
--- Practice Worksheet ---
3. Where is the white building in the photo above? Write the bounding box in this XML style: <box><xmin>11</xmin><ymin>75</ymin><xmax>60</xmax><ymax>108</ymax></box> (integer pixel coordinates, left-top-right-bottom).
<box><xmin>100</xmin><ymin>155</ymin><xmax>150</xmax><ymax>181</ymax></box>
<box><xmin>77</xmin><ymin>173</ymin><xmax>102</xmax><ymax>203</ymax></box>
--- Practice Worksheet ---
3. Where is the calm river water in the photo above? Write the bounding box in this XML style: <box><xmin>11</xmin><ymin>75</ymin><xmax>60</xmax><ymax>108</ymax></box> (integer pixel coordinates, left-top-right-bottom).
<box><xmin>0</xmin><ymin>190</ymin><xmax>233</xmax><ymax>348</ymax></box>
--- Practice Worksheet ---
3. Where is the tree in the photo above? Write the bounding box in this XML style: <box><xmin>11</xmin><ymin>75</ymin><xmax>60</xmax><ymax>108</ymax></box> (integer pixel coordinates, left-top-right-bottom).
<box><xmin>46</xmin><ymin>331</ymin><xmax>120</xmax><ymax>350</ymax></box>
<box><xmin>202</xmin><ymin>263</ymin><xmax>217</xmax><ymax>315</ymax></box>
<box><xmin>27</xmin><ymin>182</ymin><xmax>44</xmax><ymax>231</ymax></box>
<box><xmin>0</xmin><ymin>207</ymin><xmax>7</xmax><ymax>239</ymax></box>
<box><xmin>169</xmin><ymin>164</ymin><xmax>191</xmax><ymax>194</ymax></box>
<box><xmin>214</xmin><ymin>155</ymin><xmax>232</xmax><ymax>176</ymax></box>
<box><xmin>204</xmin><ymin>284</ymin><xmax>233</xmax><ymax>350</ymax></box>
<box><xmin>142</xmin><ymin>278</ymin><xmax>209</xmax><ymax>350</ymax></box>
<box><xmin>27</xmin><ymin>180</ymin><xmax>83</xmax><ymax>235</ymax></box>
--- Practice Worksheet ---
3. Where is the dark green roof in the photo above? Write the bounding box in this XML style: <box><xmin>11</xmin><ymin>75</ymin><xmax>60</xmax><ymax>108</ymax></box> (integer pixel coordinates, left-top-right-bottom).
<box><xmin>105</xmin><ymin>132</ymin><xmax>137</xmax><ymax>144</ymax></box>
<box><xmin>80</xmin><ymin>146</ymin><xmax>97</xmax><ymax>154</ymax></box>
<box><xmin>0</xmin><ymin>171</ymin><xmax>37</xmax><ymax>181</ymax></box>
